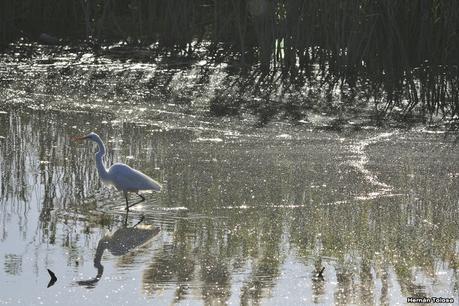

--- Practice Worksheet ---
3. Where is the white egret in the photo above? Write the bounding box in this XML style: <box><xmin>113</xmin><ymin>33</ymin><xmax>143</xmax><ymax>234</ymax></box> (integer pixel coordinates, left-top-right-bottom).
<box><xmin>72</xmin><ymin>132</ymin><xmax>161</xmax><ymax>210</ymax></box>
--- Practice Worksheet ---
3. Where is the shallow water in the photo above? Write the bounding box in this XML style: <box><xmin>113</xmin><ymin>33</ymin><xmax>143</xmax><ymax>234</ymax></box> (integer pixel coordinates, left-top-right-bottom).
<box><xmin>0</xmin><ymin>106</ymin><xmax>457</xmax><ymax>306</ymax></box>
<box><xmin>0</xmin><ymin>53</ymin><xmax>458</xmax><ymax>305</ymax></box>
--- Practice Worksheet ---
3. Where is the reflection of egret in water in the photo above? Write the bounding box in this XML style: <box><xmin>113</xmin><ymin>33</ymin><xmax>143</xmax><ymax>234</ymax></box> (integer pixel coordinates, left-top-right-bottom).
<box><xmin>77</xmin><ymin>224</ymin><xmax>160</xmax><ymax>288</ymax></box>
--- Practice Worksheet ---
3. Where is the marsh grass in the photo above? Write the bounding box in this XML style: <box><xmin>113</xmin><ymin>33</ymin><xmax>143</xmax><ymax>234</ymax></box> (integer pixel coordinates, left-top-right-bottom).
<box><xmin>1</xmin><ymin>0</ymin><xmax>458</xmax><ymax>120</ymax></box>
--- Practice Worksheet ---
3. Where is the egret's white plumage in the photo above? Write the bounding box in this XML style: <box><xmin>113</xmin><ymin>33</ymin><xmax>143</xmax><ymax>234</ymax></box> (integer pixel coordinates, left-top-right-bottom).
<box><xmin>73</xmin><ymin>132</ymin><xmax>161</xmax><ymax>210</ymax></box>
<box><xmin>108</xmin><ymin>163</ymin><xmax>161</xmax><ymax>192</ymax></box>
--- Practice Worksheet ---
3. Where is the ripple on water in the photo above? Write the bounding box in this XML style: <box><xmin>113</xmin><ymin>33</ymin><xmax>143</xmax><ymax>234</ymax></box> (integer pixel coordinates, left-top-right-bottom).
<box><xmin>347</xmin><ymin>131</ymin><xmax>398</xmax><ymax>200</ymax></box>
<box><xmin>84</xmin><ymin>193</ymin><xmax>197</xmax><ymax>226</ymax></box>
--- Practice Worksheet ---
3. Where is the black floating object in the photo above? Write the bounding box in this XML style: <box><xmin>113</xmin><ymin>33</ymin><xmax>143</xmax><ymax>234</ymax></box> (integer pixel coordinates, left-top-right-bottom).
<box><xmin>317</xmin><ymin>267</ymin><xmax>325</xmax><ymax>279</ymax></box>
<box><xmin>47</xmin><ymin>269</ymin><xmax>57</xmax><ymax>288</ymax></box>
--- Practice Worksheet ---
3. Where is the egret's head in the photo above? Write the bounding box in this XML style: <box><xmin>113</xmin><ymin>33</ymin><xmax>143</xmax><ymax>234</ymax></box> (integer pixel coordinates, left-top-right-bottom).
<box><xmin>72</xmin><ymin>132</ymin><xmax>100</xmax><ymax>142</ymax></box>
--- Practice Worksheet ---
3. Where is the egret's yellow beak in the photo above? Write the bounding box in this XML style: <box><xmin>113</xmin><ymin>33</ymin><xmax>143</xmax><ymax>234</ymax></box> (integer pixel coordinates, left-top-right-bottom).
<box><xmin>71</xmin><ymin>135</ymin><xmax>89</xmax><ymax>142</ymax></box>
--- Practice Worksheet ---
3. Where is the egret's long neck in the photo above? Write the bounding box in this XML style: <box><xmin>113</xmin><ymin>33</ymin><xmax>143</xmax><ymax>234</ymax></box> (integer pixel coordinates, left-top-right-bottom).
<box><xmin>93</xmin><ymin>136</ymin><xmax>109</xmax><ymax>181</ymax></box>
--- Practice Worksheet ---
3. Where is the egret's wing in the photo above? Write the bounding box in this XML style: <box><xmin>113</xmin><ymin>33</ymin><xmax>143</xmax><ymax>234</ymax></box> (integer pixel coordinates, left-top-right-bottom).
<box><xmin>108</xmin><ymin>163</ymin><xmax>162</xmax><ymax>192</ymax></box>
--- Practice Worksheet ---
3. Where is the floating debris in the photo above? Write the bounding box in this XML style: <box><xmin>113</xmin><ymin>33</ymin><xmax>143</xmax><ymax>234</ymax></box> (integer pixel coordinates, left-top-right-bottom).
<box><xmin>47</xmin><ymin>269</ymin><xmax>57</xmax><ymax>288</ymax></box>
<box><xmin>317</xmin><ymin>267</ymin><xmax>325</xmax><ymax>279</ymax></box>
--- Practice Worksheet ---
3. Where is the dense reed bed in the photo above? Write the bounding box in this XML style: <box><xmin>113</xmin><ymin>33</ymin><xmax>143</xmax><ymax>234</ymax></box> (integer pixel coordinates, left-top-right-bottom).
<box><xmin>2</xmin><ymin>0</ymin><xmax>458</xmax><ymax>119</ymax></box>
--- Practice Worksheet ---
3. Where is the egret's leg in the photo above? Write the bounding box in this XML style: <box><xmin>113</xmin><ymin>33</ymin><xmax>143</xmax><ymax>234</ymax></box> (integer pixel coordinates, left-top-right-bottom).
<box><xmin>127</xmin><ymin>193</ymin><xmax>145</xmax><ymax>209</ymax></box>
<box><xmin>124</xmin><ymin>192</ymin><xmax>129</xmax><ymax>211</ymax></box>
<box><xmin>137</xmin><ymin>193</ymin><xmax>145</xmax><ymax>202</ymax></box>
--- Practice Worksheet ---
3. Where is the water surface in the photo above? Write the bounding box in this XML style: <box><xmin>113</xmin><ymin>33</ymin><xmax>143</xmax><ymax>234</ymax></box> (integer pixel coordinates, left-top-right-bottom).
<box><xmin>0</xmin><ymin>105</ymin><xmax>457</xmax><ymax>305</ymax></box>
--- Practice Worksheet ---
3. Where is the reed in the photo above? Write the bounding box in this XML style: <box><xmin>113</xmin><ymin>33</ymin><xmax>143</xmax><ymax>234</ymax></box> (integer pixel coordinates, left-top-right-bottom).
<box><xmin>1</xmin><ymin>0</ymin><xmax>458</xmax><ymax>119</ymax></box>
